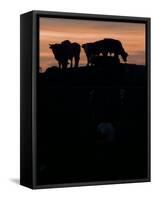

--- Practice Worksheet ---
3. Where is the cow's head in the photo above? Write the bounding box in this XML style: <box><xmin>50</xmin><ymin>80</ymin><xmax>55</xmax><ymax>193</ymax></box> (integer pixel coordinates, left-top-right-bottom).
<box><xmin>122</xmin><ymin>51</ymin><xmax>128</xmax><ymax>62</ymax></box>
<box><xmin>49</xmin><ymin>44</ymin><xmax>60</xmax><ymax>55</ymax></box>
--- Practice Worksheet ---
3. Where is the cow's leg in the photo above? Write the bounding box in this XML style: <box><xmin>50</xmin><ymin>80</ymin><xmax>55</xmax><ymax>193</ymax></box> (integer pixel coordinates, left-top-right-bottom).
<box><xmin>114</xmin><ymin>53</ymin><xmax>120</xmax><ymax>63</ymax></box>
<box><xmin>103</xmin><ymin>50</ymin><xmax>108</xmax><ymax>57</ymax></box>
<box><xmin>60</xmin><ymin>62</ymin><xmax>63</xmax><ymax>69</ymax></box>
<box><xmin>105</xmin><ymin>52</ymin><xmax>107</xmax><ymax>56</ymax></box>
<box><xmin>58</xmin><ymin>61</ymin><xmax>61</xmax><ymax>69</ymax></box>
<box><xmin>74</xmin><ymin>56</ymin><xmax>79</xmax><ymax>67</ymax></box>
<box><xmin>87</xmin><ymin>56</ymin><xmax>91</xmax><ymax>66</ymax></box>
<box><xmin>63</xmin><ymin>60</ymin><xmax>68</xmax><ymax>69</ymax></box>
<box><xmin>70</xmin><ymin>58</ymin><xmax>73</xmax><ymax>68</ymax></box>
<box><xmin>114</xmin><ymin>53</ymin><xmax>119</xmax><ymax>59</ymax></box>
<box><xmin>85</xmin><ymin>53</ymin><xmax>89</xmax><ymax>66</ymax></box>
<box><xmin>87</xmin><ymin>58</ymin><xmax>89</xmax><ymax>66</ymax></box>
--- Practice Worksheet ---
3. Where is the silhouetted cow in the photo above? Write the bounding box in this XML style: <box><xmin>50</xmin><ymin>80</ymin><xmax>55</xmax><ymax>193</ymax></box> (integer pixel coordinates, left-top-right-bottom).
<box><xmin>49</xmin><ymin>40</ymin><xmax>80</xmax><ymax>69</ymax></box>
<box><xmin>82</xmin><ymin>43</ymin><xmax>101</xmax><ymax>66</ymax></box>
<box><xmin>95</xmin><ymin>38</ymin><xmax>128</xmax><ymax>62</ymax></box>
<box><xmin>49</xmin><ymin>43</ymin><xmax>66</xmax><ymax>69</ymax></box>
<box><xmin>82</xmin><ymin>39</ymin><xmax>128</xmax><ymax>66</ymax></box>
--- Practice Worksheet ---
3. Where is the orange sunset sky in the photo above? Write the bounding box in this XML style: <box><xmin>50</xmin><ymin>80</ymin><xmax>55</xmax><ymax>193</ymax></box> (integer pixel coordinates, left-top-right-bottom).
<box><xmin>39</xmin><ymin>17</ymin><xmax>145</xmax><ymax>72</ymax></box>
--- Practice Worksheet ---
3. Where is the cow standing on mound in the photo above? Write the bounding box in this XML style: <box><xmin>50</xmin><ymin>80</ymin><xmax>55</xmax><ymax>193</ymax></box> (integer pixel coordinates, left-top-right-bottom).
<box><xmin>49</xmin><ymin>40</ymin><xmax>80</xmax><ymax>69</ymax></box>
<box><xmin>82</xmin><ymin>43</ymin><xmax>101</xmax><ymax>66</ymax></box>
<box><xmin>96</xmin><ymin>38</ymin><xmax>128</xmax><ymax>62</ymax></box>
<box><xmin>82</xmin><ymin>38</ymin><xmax>128</xmax><ymax>66</ymax></box>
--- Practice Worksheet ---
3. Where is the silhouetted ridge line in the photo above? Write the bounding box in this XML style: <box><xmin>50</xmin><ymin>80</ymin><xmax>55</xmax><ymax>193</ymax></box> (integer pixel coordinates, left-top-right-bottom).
<box><xmin>39</xmin><ymin>63</ymin><xmax>146</xmax><ymax>89</ymax></box>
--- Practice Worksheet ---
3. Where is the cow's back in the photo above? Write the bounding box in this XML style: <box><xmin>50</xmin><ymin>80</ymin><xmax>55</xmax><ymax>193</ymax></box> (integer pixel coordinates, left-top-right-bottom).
<box><xmin>103</xmin><ymin>38</ymin><xmax>123</xmax><ymax>51</ymax></box>
<box><xmin>61</xmin><ymin>40</ymin><xmax>73</xmax><ymax>59</ymax></box>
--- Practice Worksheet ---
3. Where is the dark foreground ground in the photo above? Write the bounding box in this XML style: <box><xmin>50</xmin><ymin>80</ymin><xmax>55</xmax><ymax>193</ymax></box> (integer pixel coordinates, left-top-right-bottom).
<box><xmin>37</xmin><ymin>63</ymin><xmax>149</xmax><ymax>186</ymax></box>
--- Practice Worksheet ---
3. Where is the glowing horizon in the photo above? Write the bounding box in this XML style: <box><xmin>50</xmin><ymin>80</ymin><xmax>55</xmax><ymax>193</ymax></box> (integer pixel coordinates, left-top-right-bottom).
<box><xmin>39</xmin><ymin>17</ymin><xmax>146</xmax><ymax>72</ymax></box>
